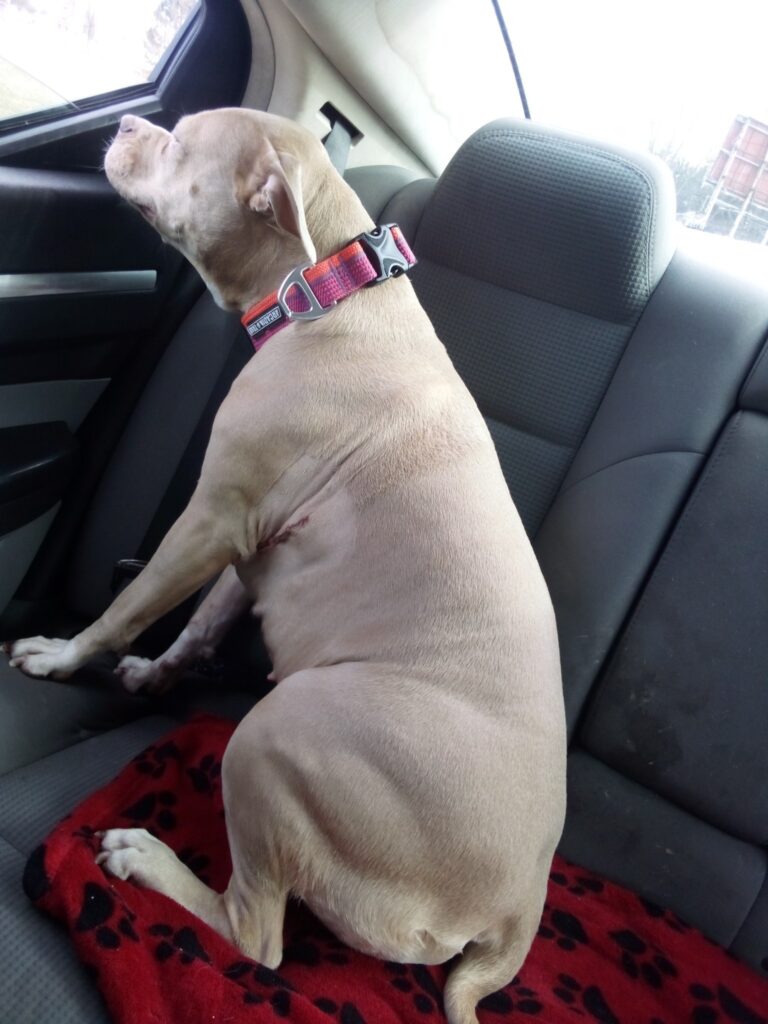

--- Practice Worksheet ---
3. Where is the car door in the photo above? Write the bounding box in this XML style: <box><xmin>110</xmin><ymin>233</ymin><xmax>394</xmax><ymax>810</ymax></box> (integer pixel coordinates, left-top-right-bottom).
<box><xmin>0</xmin><ymin>0</ymin><xmax>255</xmax><ymax>619</ymax></box>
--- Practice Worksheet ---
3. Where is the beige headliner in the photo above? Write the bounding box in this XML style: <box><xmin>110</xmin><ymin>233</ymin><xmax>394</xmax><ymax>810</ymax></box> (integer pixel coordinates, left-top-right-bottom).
<box><xmin>241</xmin><ymin>0</ymin><xmax>524</xmax><ymax>175</ymax></box>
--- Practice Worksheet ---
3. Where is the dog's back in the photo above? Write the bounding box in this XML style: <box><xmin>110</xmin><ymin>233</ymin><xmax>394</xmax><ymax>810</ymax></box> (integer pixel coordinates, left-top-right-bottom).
<box><xmin>224</xmin><ymin>265</ymin><xmax>566</xmax><ymax>1023</ymax></box>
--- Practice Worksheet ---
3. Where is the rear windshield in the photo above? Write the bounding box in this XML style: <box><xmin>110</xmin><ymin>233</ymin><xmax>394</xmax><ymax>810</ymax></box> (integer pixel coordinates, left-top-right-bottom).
<box><xmin>505</xmin><ymin>0</ymin><xmax>768</xmax><ymax>246</ymax></box>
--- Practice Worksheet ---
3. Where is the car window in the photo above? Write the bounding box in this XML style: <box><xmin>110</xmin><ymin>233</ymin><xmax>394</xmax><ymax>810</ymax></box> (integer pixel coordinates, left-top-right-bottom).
<box><xmin>0</xmin><ymin>0</ymin><xmax>200</xmax><ymax>125</ymax></box>
<box><xmin>502</xmin><ymin>0</ymin><xmax>768</xmax><ymax>246</ymax></box>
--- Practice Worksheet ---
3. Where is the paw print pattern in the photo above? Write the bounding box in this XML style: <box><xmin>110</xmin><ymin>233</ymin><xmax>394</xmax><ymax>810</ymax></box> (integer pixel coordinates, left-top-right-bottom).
<box><xmin>312</xmin><ymin>999</ymin><xmax>367</xmax><ymax>1022</ymax></box>
<box><xmin>119</xmin><ymin>790</ymin><xmax>178</xmax><ymax>831</ymax></box>
<box><xmin>132</xmin><ymin>741</ymin><xmax>181</xmax><ymax>779</ymax></box>
<box><xmin>550</xmin><ymin>973</ymin><xmax>621</xmax><ymax>1023</ymax></box>
<box><xmin>384</xmin><ymin>962</ymin><xmax>445</xmax><ymax>1015</ymax></box>
<box><xmin>689</xmin><ymin>981</ymin><xmax>767</xmax><ymax>1024</ymax></box>
<box><xmin>552</xmin><ymin>972</ymin><xmax>582</xmax><ymax>1007</ymax></box>
<box><xmin>223</xmin><ymin>959</ymin><xmax>295</xmax><ymax>1012</ymax></box>
<box><xmin>550</xmin><ymin>867</ymin><xmax>606</xmax><ymax>898</ymax></box>
<box><xmin>610</xmin><ymin>929</ymin><xmax>678</xmax><ymax>990</ymax></box>
<box><xmin>148</xmin><ymin>923</ymin><xmax>210</xmax><ymax>967</ymax></box>
<box><xmin>186</xmin><ymin>753</ymin><xmax>222</xmax><ymax>796</ymax></box>
<box><xmin>74</xmin><ymin>881</ymin><xmax>139</xmax><ymax>950</ymax></box>
<box><xmin>638</xmin><ymin>897</ymin><xmax>692</xmax><ymax>935</ymax></box>
<box><xmin>537</xmin><ymin>904</ymin><xmax>589</xmax><ymax>952</ymax></box>
<box><xmin>478</xmin><ymin>977</ymin><xmax>544</xmax><ymax>1016</ymax></box>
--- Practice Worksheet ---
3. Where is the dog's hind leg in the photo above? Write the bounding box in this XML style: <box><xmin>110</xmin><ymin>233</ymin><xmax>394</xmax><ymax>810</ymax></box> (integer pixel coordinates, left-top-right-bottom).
<box><xmin>220</xmin><ymin>870</ymin><xmax>288</xmax><ymax>968</ymax></box>
<box><xmin>97</xmin><ymin>826</ymin><xmax>288</xmax><ymax>967</ymax></box>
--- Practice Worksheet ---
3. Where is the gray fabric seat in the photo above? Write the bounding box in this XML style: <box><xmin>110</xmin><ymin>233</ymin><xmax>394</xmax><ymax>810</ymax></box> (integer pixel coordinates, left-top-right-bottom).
<box><xmin>2</xmin><ymin>117</ymin><xmax>768</xmax><ymax>1022</ymax></box>
<box><xmin>373</xmin><ymin>120</ymin><xmax>768</xmax><ymax>969</ymax></box>
<box><xmin>0</xmin><ymin>718</ymin><xmax>177</xmax><ymax>1024</ymax></box>
<box><xmin>569</xmin><ymin>349</ymin><xmax>768</xmax><ymax>960</ymax></box>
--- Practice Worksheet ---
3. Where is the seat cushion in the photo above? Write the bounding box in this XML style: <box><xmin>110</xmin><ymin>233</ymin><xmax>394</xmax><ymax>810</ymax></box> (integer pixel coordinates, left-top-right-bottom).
<box><xmin>26</xmin><ymin>716</ymin><xmax>768</xmax><ymax>1024</ymax></box>
<box><xmin>537</xmin><ymin>235</ymin><xmax>768</xmax><ymax>727</ymax></box>
<box><xmin>0</xmin><ymin>716</ymin><xmax>178</xmax><ymax>856</ymax></box>
<box><xmin>0</xmin><ymin>716</ymin><xmax>178</xmax><ymax>1024</ymax></box>
<box><xmin>581</xmin><ymin>411</ymin><xmax>768</xmax><ymax>846</ymax></box>
<box><xmin>560</xmin><ymin>750</ymin><xmax>767</xmax><ymax>951</ymax></box>
<box><xmin>0</xmin><ymin>654</ymin><xmax>149</xmax><ymax>776</ymax></box>
<box><xmin>0</xmin><ymin>837</ymin><xmax>108</xmax><ymax>1024</ymax></box>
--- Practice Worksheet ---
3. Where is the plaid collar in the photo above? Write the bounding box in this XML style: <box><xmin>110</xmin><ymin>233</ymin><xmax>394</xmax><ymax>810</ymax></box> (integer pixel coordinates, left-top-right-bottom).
<box><xmin>241</xmin><ymin>224</ymin><xmax>416</xmax><ymax>352</ymax></box>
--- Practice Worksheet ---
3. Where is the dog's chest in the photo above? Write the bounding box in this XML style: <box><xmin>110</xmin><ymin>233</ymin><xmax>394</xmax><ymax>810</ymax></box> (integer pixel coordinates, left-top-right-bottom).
<box><xmin>240</xmin><ymin>478</ymin><xmax>359</xmax><ymax>598</ymax></box>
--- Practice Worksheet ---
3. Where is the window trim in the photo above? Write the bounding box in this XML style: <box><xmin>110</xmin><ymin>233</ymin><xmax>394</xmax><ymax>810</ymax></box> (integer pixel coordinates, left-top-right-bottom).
<box><xmin>0</xmin><ymin>84</ymin><xmax>161</xmax><ymax>138</ymax></box>
<box><xmin>0</xmin><ymin>0</ymin><xmax>206</xmax><ymax>156</ymax></box>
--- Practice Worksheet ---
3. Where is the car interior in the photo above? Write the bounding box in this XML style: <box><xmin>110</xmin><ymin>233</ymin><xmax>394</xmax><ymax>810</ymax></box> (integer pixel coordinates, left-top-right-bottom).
<box><xmin>1</xmin><ymin>0</ymin><xmax>767</xmax><ymax>1020</ymax></box>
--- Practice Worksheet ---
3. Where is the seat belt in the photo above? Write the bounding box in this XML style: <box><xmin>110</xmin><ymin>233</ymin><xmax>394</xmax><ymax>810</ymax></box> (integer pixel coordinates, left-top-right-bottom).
<box><xmin>110</xmin><ymin>332</ymin><xmax>251</xmax><ymax>658</ymax></box>
<box><xmin>323</xmin><ymin>118</ymin><xmax>353</xmax><ymax>174</ymax></box>
<box><xmin>322</xmin><ymin>105</ymin><xmax>360</xmax><ymax>174</ymax></box>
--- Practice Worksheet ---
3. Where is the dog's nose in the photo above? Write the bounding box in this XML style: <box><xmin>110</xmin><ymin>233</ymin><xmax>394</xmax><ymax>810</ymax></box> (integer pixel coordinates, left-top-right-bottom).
<box><xmin>118</xmin><ymin>115</ymin><xmax>138</xmax><ymax>135</ymax></box>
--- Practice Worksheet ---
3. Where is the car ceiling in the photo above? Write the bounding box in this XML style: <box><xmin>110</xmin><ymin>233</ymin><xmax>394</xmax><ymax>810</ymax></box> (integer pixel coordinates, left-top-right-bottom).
<box><xmin>243</xmin><ymin>0</ymin><xmax>524</xmax><ymax>175</ymax></box>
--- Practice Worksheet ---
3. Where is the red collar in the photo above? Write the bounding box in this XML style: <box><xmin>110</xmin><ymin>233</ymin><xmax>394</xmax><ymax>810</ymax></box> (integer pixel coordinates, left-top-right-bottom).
<box><xmin>241</xmin><ymin>223</ymin><xmax>416</xmax><ymax>351</ymax></box>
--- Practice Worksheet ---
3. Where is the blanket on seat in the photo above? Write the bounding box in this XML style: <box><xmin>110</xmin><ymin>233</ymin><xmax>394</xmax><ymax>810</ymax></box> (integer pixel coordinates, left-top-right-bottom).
<box><xmin>23</xmin><ymin>715</ymin><xmax>768</xmax><ymax>1024</ymax></box>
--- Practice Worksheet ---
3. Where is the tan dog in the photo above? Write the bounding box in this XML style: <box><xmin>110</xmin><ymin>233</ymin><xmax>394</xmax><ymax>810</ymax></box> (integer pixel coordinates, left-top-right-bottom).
<box><xmin>5</xmin><ymin>109</ymin><xmax>566</xmax><ymax>1023</ymax></box>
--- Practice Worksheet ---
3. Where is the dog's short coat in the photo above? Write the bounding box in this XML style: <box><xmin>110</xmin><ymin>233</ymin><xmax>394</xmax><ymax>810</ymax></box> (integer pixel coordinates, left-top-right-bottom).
<box><xmin>5</xmin><ymin>109</ymin><xmax>566</xmax><ymax>1024</ymax></box>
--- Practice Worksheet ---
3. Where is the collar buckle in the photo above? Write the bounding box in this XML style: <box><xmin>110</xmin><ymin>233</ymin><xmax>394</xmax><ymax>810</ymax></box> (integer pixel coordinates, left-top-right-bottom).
<box><xmin>357</xmin><ymin>224</ymin><xmax>411</xmax><ymax>283</ymax></box>
<box><xmin>277</xmin><ymin>263</ymin><xmax>336</xmax><ymax>321</ymax></box>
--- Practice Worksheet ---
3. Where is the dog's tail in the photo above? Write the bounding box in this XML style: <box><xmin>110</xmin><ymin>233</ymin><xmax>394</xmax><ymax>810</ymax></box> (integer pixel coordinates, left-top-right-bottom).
<box><xmin>442</xmin><ymin>914</ymin><xmax>539</xmax><ymax>1024</ymax></box>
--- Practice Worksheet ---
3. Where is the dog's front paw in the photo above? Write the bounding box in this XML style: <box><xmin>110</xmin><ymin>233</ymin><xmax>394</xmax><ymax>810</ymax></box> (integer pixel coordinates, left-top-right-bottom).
<box><xmin>115</xmin><ymin>655</ymin><xmax>178</xmax><ymax>695</ymax></box>
<box><xmin>3</xmin><ymin>637</ymin><xmax>76</xmax><ymax>679</ymax></box>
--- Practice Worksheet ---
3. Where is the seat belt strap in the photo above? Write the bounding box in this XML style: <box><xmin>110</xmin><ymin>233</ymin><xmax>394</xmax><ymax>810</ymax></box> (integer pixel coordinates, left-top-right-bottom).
<box><xmin>324</xmin><ymin>118</ymin><xmax>353</xmax><ymax>175</ymax></box>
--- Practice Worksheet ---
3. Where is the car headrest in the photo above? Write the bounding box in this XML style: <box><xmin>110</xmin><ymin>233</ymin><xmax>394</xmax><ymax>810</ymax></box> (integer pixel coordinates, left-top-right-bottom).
<box><xmin>412</xmin><ymin>118</ymin><xmax>677</xmax><ymax>326</ymax></box>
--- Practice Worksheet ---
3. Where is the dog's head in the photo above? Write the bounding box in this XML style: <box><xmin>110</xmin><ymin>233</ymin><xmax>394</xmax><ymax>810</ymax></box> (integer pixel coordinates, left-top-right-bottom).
<box><xmin>104</xmin><ymin>108</ymin><xmax>330</xmax><ymax>311</ymax></box>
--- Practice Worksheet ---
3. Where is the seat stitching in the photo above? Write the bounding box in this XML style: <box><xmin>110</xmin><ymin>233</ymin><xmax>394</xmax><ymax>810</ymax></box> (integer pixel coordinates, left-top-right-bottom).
<box><xmin>415</xmin><ymin>254</ymin><xmax>636</xmax><ymax>330</ymax></box>
<box><xmin>424</xmin><ymin>123</ymin><xmax>657</xmax><ymax>307</ymax></box>
<box><xmin>557</xmin><ymin>448</ymin><xmax>705</xmax><ymax>500</ymax></box>
<box><xmin>484</xmin><ymin>412</ymin><xmax>574</xmax><ymax>457</ymax></box>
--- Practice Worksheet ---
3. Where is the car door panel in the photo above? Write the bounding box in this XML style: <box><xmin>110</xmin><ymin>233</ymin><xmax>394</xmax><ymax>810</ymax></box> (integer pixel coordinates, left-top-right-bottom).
<box><xmin>0</xmin><ymin>166</ymin><xmax>184</xmax><ymax>611</ymax></box>
<box><xmin>0</xmin><ymin>0</ymin><xmax>256</xmax><ymax>618</ymax></box>
<box><xmin>0</xmin><ymin>422</ymin><xmax>77</xmax><ymax>532</ymax></box>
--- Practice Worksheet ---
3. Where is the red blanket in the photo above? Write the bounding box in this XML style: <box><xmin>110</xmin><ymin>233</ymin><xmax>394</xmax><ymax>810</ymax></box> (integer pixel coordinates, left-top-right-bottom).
<box><xmin>24</xmin><ymin>715</ymin><xmax>768</xmax><ymax>1024</ymax></box>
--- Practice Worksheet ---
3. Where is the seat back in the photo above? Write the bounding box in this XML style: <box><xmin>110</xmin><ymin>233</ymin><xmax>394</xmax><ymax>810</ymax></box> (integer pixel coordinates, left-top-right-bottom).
<box><xmin>382</xmin><ymin>119</ymin><xmax>676</xmax><ymax>533</ymax></box>
<box><xmin>570</xmin><ymin>342</ymin><xmax>768</xmax><ymax>967</ymax></box>
<box><xmin>374</xmin><ymin>121</ymin><xmax>768</xmax><ymax>964</ymax></box>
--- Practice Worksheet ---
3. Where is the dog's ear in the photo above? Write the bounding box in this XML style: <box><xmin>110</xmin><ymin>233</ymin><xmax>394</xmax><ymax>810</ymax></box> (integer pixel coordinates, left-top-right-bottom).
<box><xmin>237</xmin><ymin>146</ymin><xmax>316</xmax><ymax>263</ymax></box>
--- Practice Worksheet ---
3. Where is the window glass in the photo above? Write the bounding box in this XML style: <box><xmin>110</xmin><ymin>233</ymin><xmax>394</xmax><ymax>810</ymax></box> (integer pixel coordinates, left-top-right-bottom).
<box><xmin>504</xmin><ymin>0</ymin><xmax>768</xmax><ymax>245</ymax></box>
<box><xmin>0</xmin><ymin>0</ymin><xmax>200</xmax><ymax>123</ymax></box>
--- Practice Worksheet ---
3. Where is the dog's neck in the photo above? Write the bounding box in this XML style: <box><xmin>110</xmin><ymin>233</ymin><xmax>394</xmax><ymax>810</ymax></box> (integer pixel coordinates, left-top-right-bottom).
<box><xmin>234</xmin><ymin>174</ymin><xmax>375</xmax><ymax>315</ymax></box>
<box><xmin>306</xmin><ymin>175</ymin><xmax>376</xmax><ymax>264</ymax></box>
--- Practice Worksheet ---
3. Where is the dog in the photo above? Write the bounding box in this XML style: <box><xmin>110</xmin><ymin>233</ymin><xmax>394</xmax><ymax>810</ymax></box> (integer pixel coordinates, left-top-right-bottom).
<box><xmin>5</xmin><ymin>108</ymin><xmax>566</xmax><ymax>1024</ymax></box>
